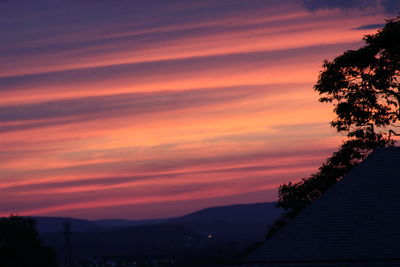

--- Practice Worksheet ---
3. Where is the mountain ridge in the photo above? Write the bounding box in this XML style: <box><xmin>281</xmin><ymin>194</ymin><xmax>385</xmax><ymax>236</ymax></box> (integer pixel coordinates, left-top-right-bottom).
<box><xmin>27</xmin><ymin>201</ymin><xmax>281</xmax><ymax>232</ymax></box>
<box><xmin>23</xmin><ymin>201</ymin><xmax>283</xmax><ymax>264</ymax></box>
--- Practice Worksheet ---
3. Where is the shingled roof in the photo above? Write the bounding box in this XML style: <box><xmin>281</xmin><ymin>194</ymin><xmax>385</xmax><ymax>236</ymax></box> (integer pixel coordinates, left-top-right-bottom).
<box><xmin>246</xmin><ymin>147</ymin><xmax>400</xmax><ymax>267</ymax></box>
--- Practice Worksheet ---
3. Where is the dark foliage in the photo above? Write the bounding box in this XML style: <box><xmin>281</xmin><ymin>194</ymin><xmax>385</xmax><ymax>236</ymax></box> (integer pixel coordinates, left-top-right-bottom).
<box><xmin>267</xmin><ymin>16</ymin><xmax>400</xmax><ymax>238</ymax></box>
<box><xmin>316</xmin><ymin>16</ymin><xmax>400</xmax><ymax>138</ymax></box>
<box><xmin>0</xmin><ymin>216</ymin><xmax>57</xmax><ymax>267</ymax></box>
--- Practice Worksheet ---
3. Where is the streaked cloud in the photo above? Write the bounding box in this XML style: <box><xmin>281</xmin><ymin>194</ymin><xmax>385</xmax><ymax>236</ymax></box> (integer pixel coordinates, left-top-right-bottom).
<box><xmin>0</xmin><ymin>0</ymin><xmax>388</xmax><ymax>219</ymax></box>
<box><xmin>353</xmin><ymin>23</ymin><xmax>386</xmax><ymax>30</ymax></box>
<box><xmin>302</xmin><ymin>0</ymin><xmax>400</xmax><ymax>14</ymax></box>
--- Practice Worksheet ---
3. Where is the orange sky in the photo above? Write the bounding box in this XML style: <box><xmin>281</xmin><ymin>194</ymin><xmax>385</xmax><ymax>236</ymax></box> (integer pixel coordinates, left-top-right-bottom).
<box><xmin>0</xmin><ymin>0</ymin><xmax>391</xmax><ymax>219</ymax></box>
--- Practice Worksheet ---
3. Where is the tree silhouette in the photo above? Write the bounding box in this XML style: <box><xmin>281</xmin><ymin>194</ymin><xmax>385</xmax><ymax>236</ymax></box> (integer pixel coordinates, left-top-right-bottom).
<box><xmin>0</xmin><ymin>216</ymin><xmax>57</xmax><ymax>267</ymax></box>
<box><xmin>316</xmin><ymin>16</ymin><xmax>400</xmax><ymax>140</ymax></box>
<box><xmin>267</xmin><ymin>16</ymin><xmax>400</xmax><ymax>237</ymax></box>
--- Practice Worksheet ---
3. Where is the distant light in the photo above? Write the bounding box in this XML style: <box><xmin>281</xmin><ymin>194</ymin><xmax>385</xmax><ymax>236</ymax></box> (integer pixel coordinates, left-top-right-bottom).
<box><xmin>208</xmin><ymin>234</ymin><xmax>212</xmax><ymax>239</ymax></box>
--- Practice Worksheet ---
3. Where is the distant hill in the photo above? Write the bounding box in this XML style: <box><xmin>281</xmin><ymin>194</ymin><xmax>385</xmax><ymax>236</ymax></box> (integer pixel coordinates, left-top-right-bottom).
<box><xmin>25</xmin><ymin>202</ymin><xmax>282</xmax><ymax>265</ymax></box>
<box><xmin>95</xmin><ymin>218</ymin><xmax>171</xmax><ymax>228</ymax></box>
<box><xmin>32</xmin><ymin>216</ymin><xmax>101</xmax><ymax>233</ymax></box>
<box><xmin>43</xmin><ymin>223</ymin><xmax>201</xmax><ymax>259</ymax></box>
<box><xmin>32</xmin><ymin>202</ymin><xmax>282</xmax><ymax>233</ymax></box>
<box><xmin>170</xmin><ymin>202</ymin><xmax>283</xmax><ymax>248</ymax></box>
<box><xmin>172</xmin><ymin>202</ymin><xmax>281</xmax><ymax>223</ymax></box>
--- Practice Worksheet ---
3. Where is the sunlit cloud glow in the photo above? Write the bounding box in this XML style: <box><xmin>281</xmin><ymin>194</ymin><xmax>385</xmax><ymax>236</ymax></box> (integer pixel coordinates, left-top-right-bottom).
<box><xmin>0</xmin><ymin>0</ymin><xmax>388</xmax><ymax>219</ymax></box>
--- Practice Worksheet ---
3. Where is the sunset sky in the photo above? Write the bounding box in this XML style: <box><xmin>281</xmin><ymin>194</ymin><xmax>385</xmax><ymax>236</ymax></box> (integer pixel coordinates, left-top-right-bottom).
<box><xmin>0</xmin><ymin>0</ymin><xmax>396</xmax><ymax>220</ymax></box>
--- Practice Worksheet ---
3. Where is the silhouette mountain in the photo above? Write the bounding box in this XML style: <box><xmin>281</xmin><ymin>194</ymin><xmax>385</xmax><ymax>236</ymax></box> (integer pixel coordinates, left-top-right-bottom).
<box><xmin>32</xmin><ymin>202</ymin><xmax>281</xmax><ymax>233</ymax></box>
<box><xmin>19</xmin><ymin>202</ymin><xmax>282</xmax><ymax>265</ymax></box>
<box><xmin>172</xmin><ymin>202</ymin><xmax>281</xmax><ymax>223</ymax></box>
<box><xmin>43</xmin><ymin>223</ymin><xmax>200</xmax><ymax>260</ymax></box>
<box><xmin>170</xmin><ymin>202</ymin><xmax>283</xmax><ymax>249</ymax></box>
<box><xmin>95</xmin><ymin>218</ymin><xmax>171</xmax><ymax>228</ymax></box>
<box><xmin>33</xmin><ymin>216</ymin><xmax>101</xmax><ymax>233</ymax></box>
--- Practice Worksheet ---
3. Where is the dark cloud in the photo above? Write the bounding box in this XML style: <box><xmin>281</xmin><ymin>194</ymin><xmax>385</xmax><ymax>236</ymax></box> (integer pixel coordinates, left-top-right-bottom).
<box><xmin>0</xmin><ymin>149</ymin><xmax>328</xmax><ymax>214</ymax></box>
<box><xmin>353</xmin><ymin>23</ymin><xmax>385</xmax><ymax>30</ymax></box>
<box><xmin>4</xmin><ymin>160</ymin><xmax>322</xmax><ymax>193</ymax></box>
<box><xmin>0</xmin><ymin>13</ymin><xmax>309</xmax><ymax>67</ymax></box>
<box><xmin>2</xmin><ymin>146</ymin><xmax>334</xmax><ymax>187</ymax></box>
<box><xmin>0</xmin><ymin>118</ymin><xmax>81</xmax><ymax>133</ymax></box>
<box><xmin>0</xmin><ymin>0</ymin><xmax>273</xmax><ymax>51</ymax></box>
<box><xmin>302</xmin><ymin>0</ymin><xmax>400</xmax><ymax>14</ymax></box>
<box><xmin>0</xmin><ymin>42</ymin><xmax>352</xmax><ymax>94</ymax></box>
<box><xmin>35</xmin><ymin>188</ymin><xmax>278</xmax><ymax>219</ymax></box>
<box><xmin>303</xmin><ymin>0</ymin><xmax>375</xmax><ymax>10</ymax></box>
<box><xmin>0</xmin><ymin>83</ymin><xmax>276</xmax><ymax>130</ymax></box>
<box><xmin>382</xmin><ymin>0</ymin><xmax>400</xmax><ymax>14</ymax></box>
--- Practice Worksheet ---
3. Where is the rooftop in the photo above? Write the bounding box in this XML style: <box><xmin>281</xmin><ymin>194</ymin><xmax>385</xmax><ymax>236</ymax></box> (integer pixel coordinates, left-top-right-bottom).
<box><xmin>246</xmin><ymin>147</ymin><xmax>400</xmax><ymax>266</ymax></box>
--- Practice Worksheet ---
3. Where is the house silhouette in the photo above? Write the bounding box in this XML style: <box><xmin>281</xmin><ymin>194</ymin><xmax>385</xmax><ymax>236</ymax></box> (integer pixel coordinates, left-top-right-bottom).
<box><xmin>246</xmin><ymin>147</ymin><xmax>400</xmax><ymax>267</ymax></box>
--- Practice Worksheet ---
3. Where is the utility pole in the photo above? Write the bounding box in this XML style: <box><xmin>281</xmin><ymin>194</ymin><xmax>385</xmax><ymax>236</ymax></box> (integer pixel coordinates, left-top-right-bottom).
<box><xmin>63</xmin><ymin>222</ymin><xmax>72</xmax><ymax>266</ymax></box>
